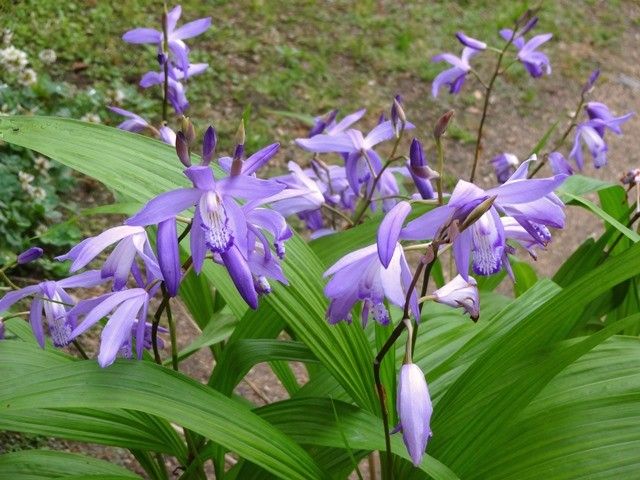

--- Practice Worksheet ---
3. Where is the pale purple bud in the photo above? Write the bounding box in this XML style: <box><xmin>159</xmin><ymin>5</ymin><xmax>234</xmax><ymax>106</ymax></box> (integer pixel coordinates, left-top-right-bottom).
<box><xmin>17</xmin><ymin>247</ymin><xmax>43</xmax><ymax>264</ymax></box>
<box><xmin>432</xmin><ymin>274</ymin><xmax>479</xmax><ymax>320</ymax></box>
<box><xmin>202</xmin><ymin>125</ymin><xmax>217</xmax><ymax>165</ymax></box>
<box><xmin>491</xmin><ymin>153</ymin><xmax>519</xmax><ymax>183</ymax></box>
<box><xmin>0</xmin><ymin>320</ymin><xmax>4</xmax><ymax>340</ymax></box>
<box><xmin>582</xmin><ymin>68</ymin><xmax>600</xmax><ymax>95</ymax></box>
<box><xmin>175</xmin><ymin>131</ymin><xmax>191</xmax><ymax>167</ymax></box>
<box><xmin>517</xmin><ymin>11</ymin><xmax>538</xmax><ymax>35</ymax></box>
<box><xmin>456</xmin><ymin>32</ymin><xmax>487</xmax><ymax>50</ymax></box>
<box><xmin>396</xmin><ymin>363</ymin><xmax>433</xmax><ymax>466</ymax></box>
<box><xmin>621</xmin><ymin>168</ymin><xmax>640</xmax><ymax>185</ymax></box>
<box><xmin>409</xmin><ymin>139</ymin><xmax>438</xmax><ymax>179</ymax></box>
<box><xmin>390</xmin><ymin>95</ymin><xmax>406</xmax><ymax>137</ymax></box>
<box><xmin>434</xmin><ymin>110</ymin><xmax>455</xmax><ymax>140</ymax></box>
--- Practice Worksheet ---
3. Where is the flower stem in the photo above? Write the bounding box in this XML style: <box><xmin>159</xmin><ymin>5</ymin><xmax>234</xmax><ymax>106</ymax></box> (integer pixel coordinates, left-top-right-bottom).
<box><xmin>469</xmin><ymin>31</ymin><xmax>516</xmax><ymax>183</ymax></box>
<box><xmin>528</xmin><ymin>96</ymin><xmax>585</xmax><ymax>178</ymax></box>
<box><xmin>0</xmin><ymin>270</ymin><xmax>20</xmax><ymax>290</ymax></box>
<box><xmin>321</xmin><ymin>203</ymin><xmax>354</xmax><ymax>227</ymax></box>
<box><xmin>373</xmin><ymin>240</ymin><xmax>441</xmax><ymax>479</ymax></box>
<box><xmin>435</xmin><ymin>138</ymin><xmax>445</xmax><ymax>205</ymax></box>
<box><xmin>161</xmin><ymin>6</ymin><xmax>170</xmax><ymax>123</ymax></box>
<box><xmin>162</xmin><ymin>284</ymin><xmax>179</xmax><ymax>371</ymax></box>
<box><xmin>151</xmin><ymin>294</ymin><xmax>169</xmax><ymax>364</ymax></box>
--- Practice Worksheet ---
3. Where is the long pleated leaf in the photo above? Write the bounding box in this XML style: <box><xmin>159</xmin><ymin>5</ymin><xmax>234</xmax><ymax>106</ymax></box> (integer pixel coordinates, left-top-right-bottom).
<box><xmin>0</xmin><ymin>450</ymin><xmax>140</xmax><ymax>479</ymax></box>
<box><xmin>0</xmin><ymin>344</ymin><xmax>327</xmax><ymax>480</ymax></box>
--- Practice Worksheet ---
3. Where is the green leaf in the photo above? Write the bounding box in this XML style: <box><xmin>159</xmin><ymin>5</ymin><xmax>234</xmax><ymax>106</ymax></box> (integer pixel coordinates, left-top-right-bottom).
<box><xmin>166</xmin><ymin>313</ymin><xmax>237</xmax><ymax>364</ymax></box>
<box><xmin>471</xmin><ymin>336</ymin><xmax>640</xmax><ymax>479</ymax></box>
<box><xmin>430</xmin><ymin>240</ymin><xmax>640</xmax><ymax>474</ymax></box>
<box><xmin>0</xmin><ymin>345</ymin><xmax>327</xmax><ymax>480</ymax></box>
<box><xmin>561</xmin><ymin>191</ymin><xmax>640</xmax><ymax>242</ymax></box>
<box><xmin>0</xmin><ymin>450</ymin><xmax>140</xmax><ymax>479</ymax></box>
<box><xmin>557</xmin><ymin>174</ymin><xmax>615</xmax><ymax>197</ymax></box>
<box><xmin>255</xmin><ymin>397</ymin><xmax>460</xmax><ymax>480</ymax></box>
<box><xmin>510</xmin><ymin>258</ymin><xmax>538</xmax><ymax>297</ymax></box>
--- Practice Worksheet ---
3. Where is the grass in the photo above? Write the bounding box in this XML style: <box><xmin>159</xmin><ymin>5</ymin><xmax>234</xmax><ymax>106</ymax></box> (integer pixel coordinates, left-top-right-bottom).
<box><xmin>1</xmin><ymin>0</ymin><xmax>634</xmax><ymax>155</ymax></box>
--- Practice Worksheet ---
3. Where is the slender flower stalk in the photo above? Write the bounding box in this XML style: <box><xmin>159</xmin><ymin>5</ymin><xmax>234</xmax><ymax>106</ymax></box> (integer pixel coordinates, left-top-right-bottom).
<box><xmin>470</xmin><ymin>27</ymin><xmax>516</xmax><ymax>183</ymax></box>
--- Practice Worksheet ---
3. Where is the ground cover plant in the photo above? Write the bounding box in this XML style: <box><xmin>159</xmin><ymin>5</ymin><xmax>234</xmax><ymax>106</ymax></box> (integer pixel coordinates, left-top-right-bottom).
<box><xmin>1</xmin><ymin>2</ymin><xmax>640</xmax><ymax>479</ymax></box>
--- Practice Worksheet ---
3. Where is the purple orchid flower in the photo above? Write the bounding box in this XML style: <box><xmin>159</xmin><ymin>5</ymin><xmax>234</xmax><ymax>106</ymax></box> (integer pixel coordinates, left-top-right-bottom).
<box><xmin>57</xmin><ymin>226</ymin><xmax>161</xmax><ymax>291</ymax></box>
<box><xmin>0</xmin><ymin>271</ymin><xmax>105</xmax><ymax>347</ymax></box>
<box><xmin>431</xmin><ymin>47</ymin><xmax>481</xmax><ymax>97</ymax></box>
<box><xmin>126</xmin><ymin>155</ymin><xmax>286</xmax><ymax>308</ymax></box>
<box><xmin>491</xmin><ymin>153</ymin><xmax>520</xmax><ymax>184</ymax></box>
<box><xmin>402</xmin><ymin>159</ymin><xmax>566</xmax><ymax>279</ymax></box>
<box><xmin>309</xmin><ymin>109</ymin><xmax>366</xmax><ymax>137</ymax></box>
<box><xmin>108</xmin><ymin>107</ymin><xmax>149</xmax><ymax>133</ymax></box>
<box><xmin>140</xmin><ymin>62</ymin><xmax>208</xmax><ymax>88</ymax></box>
<box><xmin>432</xmin><ymin>274</ymin><xmax>479</xmax><ymax>320</ymax></box>
<box><xmin>296</xmin><ymin>120</ymin><xmax>415</xmax><ymax>194</ymax></box>
<box><xmin>69</xmin><ymin>288</ymin><xmax>151</xmax><ymax>367</ymax></box>
<box><xmin>122</xmin><ymin>5</ymin><xmax>211</xmax><ymax>74</ymax></box>
<box><xmin>269</xmin><ymin>161</ymin><xmax>325</xmax><ymax>217</ymax></box>
<box><xmin>507</xmin><ymin>30</ymin><xmax>552</xmax><ymax>78</ymax></box>
<box><xmin>585</xmin><ymin>102</ymin><xmax>634</xmax><ymax>137</ymax></box>
<box><xmin>396</xmin><ymin>363</ymin><xmax>433</xmax><ymax>466</ymax></box>
<box><xmin>569</xmin><ymin>120</ymin><xmax>608</xmax><ymax>169</ymax></box>
<box><xmin>324</xmin><ymin>201</ymin><xmax>418</xmax><ymax>325</ymax></box>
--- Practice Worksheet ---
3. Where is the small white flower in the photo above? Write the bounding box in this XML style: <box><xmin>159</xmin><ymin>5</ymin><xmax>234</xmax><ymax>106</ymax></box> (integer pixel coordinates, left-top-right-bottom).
<box><xmin>17</xmin><ymin>68</ymin><xmax>37</xmax><ymax>86</ymax></box>
<box><xmin>0</xmin><ymin>46</ymin><xmax>28</xmax><ymax>73</ymax></box>
<box><xmin>38</xmin><ymin>49</ymin><xmax>57</xmax><ymax>64</ymax></box>
<box><xmin>34</xmin><ymin>156</ymin><xmax>52</xmax><ymax>174</ymax></box>
<box><xmin>18</xmin><ymin>170</ymin><xmax>34</xmax><ymax>190</ymax></box>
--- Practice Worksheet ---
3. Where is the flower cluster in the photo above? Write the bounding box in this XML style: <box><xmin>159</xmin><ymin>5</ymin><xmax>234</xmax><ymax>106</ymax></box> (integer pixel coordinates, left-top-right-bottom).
<box><xmin>0</xmin><ymin>42</ymin><xmax>37</xmax><ymax>86</ymax></box>
<box><xmin>111</xmin><ymin>5</ymin><xmax>211</xmax><ymax>144</ymax></box>
<box><xmin>432</xmin><ymin>14</ymin><xmax>551</xmax><ymax>99</ymax></box>
<box><xmin>1</xmin><ymin>5</ymin><xmax>636</xmax><ymax>471</ymax></box>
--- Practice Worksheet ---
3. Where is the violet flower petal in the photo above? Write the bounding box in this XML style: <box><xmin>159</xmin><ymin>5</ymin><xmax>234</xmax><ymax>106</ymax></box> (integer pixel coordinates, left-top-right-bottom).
<box><xmin>377</xmin><ymin>201</ymin><xmax>411</xmax><ymax>268</ymax></box>
<box><xmin>126</xmin><ymin>188</ymin><xmax>202</xmax><ymax>226</ymax></box>
<box><xmin>158</xmin><ymin>218</ymin><xmax>181</xmax><ymax>297</ymax></box>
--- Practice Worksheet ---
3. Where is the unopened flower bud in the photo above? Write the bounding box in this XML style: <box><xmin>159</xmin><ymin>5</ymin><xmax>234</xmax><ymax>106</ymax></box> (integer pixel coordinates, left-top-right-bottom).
<box><xmin>460</xmin><ymin>195</ymin><xmax>497</xmax><ymax>231</ymax></box>
<box><xmin>17</xmin><ymin>246</ymin><xmax>43</xmax><ymax>264</ymax></box>
<box><xmin>432</xmin><ymin>274</ymin><xmax>479</xmax><ymax>320</ymax></box>
<box><xmin>181</xmin><ymin>116</ymin><xmax>196</xmax><ymax>144</ymax></box>
<box><xmin>434</xmin><ymin>110</ymin><xmax>455</xmax><ymax>140</ymax></box>
<box><xmin>391</xmin><ymin>95</ymin><xmax>406</xmax><ymax>136</ymax></box>
<box><xmin>582</xmin><ymin>68</ymin><xmax>600</xmax><ymax>95</ymax></box>
<box><xmin>231</xmin><ymin>120</ymin><xmax>246</xmax><ymax>176</ymax></box>
<box><xmin>202</xmin><ymin>125</ymin><xmax>217</xmax><ymax>166</ymax></box>
<box><xmin>409</xmin><ymin>139</ymin><xmax>439</xmax><ymax>179</ymax></box>
<box><xmin>175</xmin><ymin>131</ymin><xmax>191</xmax><ymax>167</ymax></box>
<box><xmin>396</xmin><ymin>363</ymin><xmax>433</xmax><ymax>466</ymax></box>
